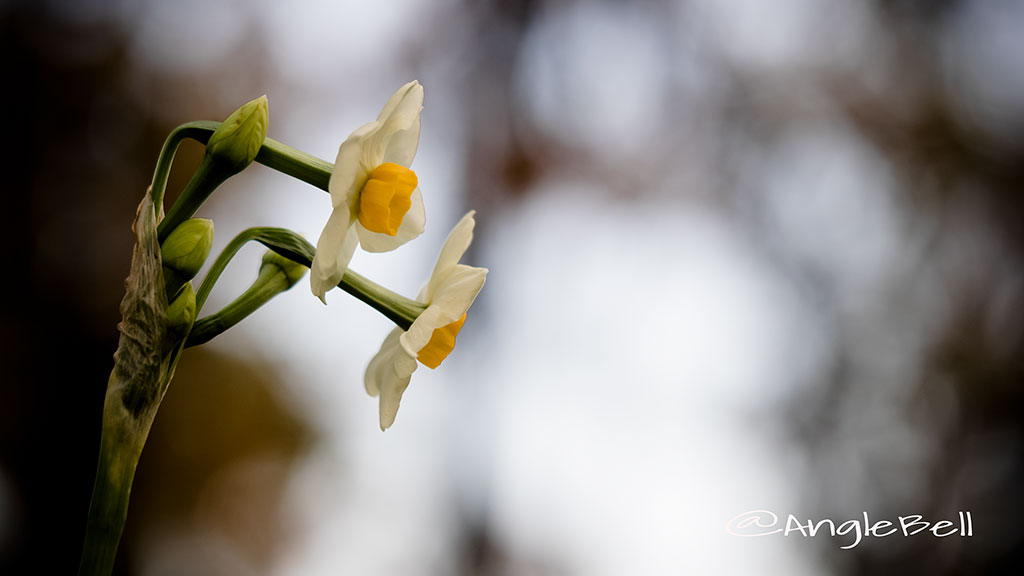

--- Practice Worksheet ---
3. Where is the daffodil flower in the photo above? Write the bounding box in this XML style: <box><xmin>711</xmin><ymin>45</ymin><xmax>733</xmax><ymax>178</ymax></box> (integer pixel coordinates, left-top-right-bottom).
<box><xmin>311</xmin><ymin>80</ymin><xmax>426</xmax><ymax>302</ymax></box>
<box><xmin>365</xmin><ymin>211</ymin><xmax>487</xmax><ymax>430</ymax></box>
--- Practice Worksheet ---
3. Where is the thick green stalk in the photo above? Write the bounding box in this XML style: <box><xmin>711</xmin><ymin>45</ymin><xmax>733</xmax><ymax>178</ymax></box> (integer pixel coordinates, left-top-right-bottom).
<box><xmin>78</xmin><ymin>377</ymin><xmax>150</xmax><ymax>574</ymax></box>
<box><xmin>80</xmin><ymin>193</ymin><xmax>191</xmax><ymax>576</ymax></box>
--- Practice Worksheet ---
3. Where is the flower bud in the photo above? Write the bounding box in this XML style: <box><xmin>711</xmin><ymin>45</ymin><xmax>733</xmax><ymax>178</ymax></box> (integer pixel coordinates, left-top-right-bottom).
<box><xmin>206</xmin><ymin>95</ymin><xmax>269</xmax><ymax>173</ymax></box>
<box><xmin>166</xmin><ymin>282</ymin><xmax>197</xmax><ymax>339</ymax></box>
<box><xmin>162</xmin><ymin>218</ymin><xmax>213</xmax><ymax>298</ymax></box>
<box><xmin>162</xmin><ymin>218</ymin><xmax>214</xmax><ymax>278</ymax></box>
<box><xmin>261</xmin><ymin>250</ymin><xmax>307</xmax><ymax>288</ymax></box>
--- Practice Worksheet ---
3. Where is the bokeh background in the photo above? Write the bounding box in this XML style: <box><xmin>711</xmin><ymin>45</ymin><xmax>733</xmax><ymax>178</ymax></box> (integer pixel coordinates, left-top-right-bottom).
<box><xmin>2</xmin><ymin>0</ymin><xmax>1023</xmax><ymax>574</ymax></box>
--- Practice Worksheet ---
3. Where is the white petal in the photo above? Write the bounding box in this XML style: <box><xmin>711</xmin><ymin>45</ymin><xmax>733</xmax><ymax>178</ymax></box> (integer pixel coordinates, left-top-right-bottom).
<box><xmin>378</xmin><ymin>371</ymin><xmax>413</xmax><ymax>431</ymax></box>
<box><xmin>382</xmin><ymin>117</ymin><xmax>420</xmax><ymax>167</ymax></box>
<box><xmin>399</xmin><ymin>305</ymin><xmax>447</xmax><ymax>358</ymax></box>
<box><xmin>310</xmin><ymin>207</ymin><xmax>358</xmax><ymax>303</ymax></box>
<box><xmin>365</xmin><ymin>327</ymin><xmax>406</xmax><ymax>396</ymax></box>
<box><xmin>376</xmin><ymin>80</ymin><xmax>421</xmax><ymax>123</ymax></box>
<box><xmin>430</xmin><ymin>264</ymin><xmax>487</xmax><ymax>317</ymax></box>
<box><xmin>365</xmin><ymin>82</ymin><xmax>423</xmax><ymax>168</ymax></box>
<box><xmin>364</xmin><ymin>327</ymin><xmax>419</xmax><ymax>430</ymax></box>
<box><xmin>400</xmin><ymin>265</ymin><xmax>486</xmax><ymax>356</ymax></box>
<box><xmin>378</xmin><ymin>82</ymin><xmax>423</xmax><ymax>136</ymax></box>
<box><xmin>355</xmin><ymin>187</ymin><xmax>425</xmax><ymax>253</ymax></box>
<box><xmin>422</xmin><ymin>212</ymin><xmax>476</xmax><ymax>300</ymax></box>
<box><xmin>330</xmin><ymin>122</ymin><xmax>379</xmax><ymax>209</ymax></box>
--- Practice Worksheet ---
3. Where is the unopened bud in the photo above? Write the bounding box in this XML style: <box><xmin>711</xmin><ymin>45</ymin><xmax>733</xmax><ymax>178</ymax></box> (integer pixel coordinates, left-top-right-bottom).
<box><xmin>261</xmin><ymin>250</ymin><xmax>307</xmax><ymax>288</ymax></box>
<box><xmin>166</xmin><ymin>282</ymin><xmax>197</xmax><ymax>338</ymax></box>
<box><xmin>162</xmin><ymin>218</ymin><xmax>213</xmax><ymax>297</ymax></box>
<box><xmin>206</xmin><ymin>95</ymin><xmax>269</xmax><ymax>173</ymax></box>
<box><xmin>162</xmin><ymin>218</ymin><xmax>214</xmax><ymax>278</ymax></box>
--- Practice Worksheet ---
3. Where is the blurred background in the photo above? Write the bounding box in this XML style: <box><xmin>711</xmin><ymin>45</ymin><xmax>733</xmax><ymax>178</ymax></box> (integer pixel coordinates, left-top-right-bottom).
<box><xmin>1</xmin><ymin>0</ymin><xmax>1023</xmax><ymax>574</ymax></box>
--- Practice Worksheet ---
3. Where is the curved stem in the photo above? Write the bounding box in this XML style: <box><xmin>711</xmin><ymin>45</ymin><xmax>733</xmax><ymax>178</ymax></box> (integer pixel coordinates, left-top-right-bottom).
<box><xmin>194</xmin><ymin>228</ymin><xmax>265</xmax><ymax>313</ymax></box>
<box><xmin>186</xmin><ymin>264</ymin><xmax>293</xmax><ymax>347</ymax></box>
<box><xmin>150</xmin><ymin>122</ymin><xmax>333</xmax><ymax>246</ymax></box>
<box><xmin>156</xmin><ymin>156</ymin><xmax>233</xmax><ymax>243</ymax></box>
<box><xmin>195</xmin><ymin>227</ymin><xmax>425</xmax><ymax>331</ymax></box>
<box><xmin>148</xmin><ymin>120</ymin><xmax>333</xmax><ymax>206</ymax></box>
<box><xmin>148</xmin><ymin>121</ymin><xmax>219</xmax><ymax>210</ymax></box>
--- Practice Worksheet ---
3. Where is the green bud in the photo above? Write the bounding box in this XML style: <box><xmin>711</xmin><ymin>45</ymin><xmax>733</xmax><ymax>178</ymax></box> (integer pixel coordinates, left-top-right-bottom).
<box><xmin>162</xmin><ymin>218</ymin><xmax>213</xmax><ymax>298</ymax></box>
<box><xmin>205</xmin><ymin>95</ymin><xmax>269</xmax><ymax>172</ymax></box>
<box><xmin>166</xmin><ymin>282</ymin><xmax>197</xmax><ymax>338</ymax></box>
<box><xmin>162</xmin><ymin>218</ymin><xmax>214</xmax><ymax>279</ymax></box>
<box><xmin>157</xmin><ymin>99</ymin><xmax>266</xmax><ymax>243</ymax></box>
<box><xmin>261</xmin><ymin>250</ymin><xmax>307</xmax><ymax>288</ymax></box>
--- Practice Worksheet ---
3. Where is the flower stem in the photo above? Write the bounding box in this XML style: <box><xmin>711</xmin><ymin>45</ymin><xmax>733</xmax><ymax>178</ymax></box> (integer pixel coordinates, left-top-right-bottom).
<box><xmin>149</xmin><ymin>120</ymin><xmax>333</xmax><ymax>208</ymax></box>
<box><xmin>192</xmin><ymin>227</ymin><xmax>425</xmax><ymax>341</ymax></box>
<box><xmin>148</xmin><ymin>121</ymin><xmax>221</xmax><ymax>210</ymax></box>
<box><xmin>156</xmin><ymin>156</ymin><xmax>234</xmax><ymax>243</ymax></box>
<box><xmin>79</xmin><ymin>377</ymin><xmax>148</xmax><ymax>575</ymax></box>
<box><xmin>187</xmin><ymin>260</ymin><xmax>296</xmax><ymax>347</ymax></box>
<box><xmin>255</xmin><ymin>137</ymin><xmax>332</xmax><ymax>192</ymax></box>
<box><xmin>80</xmin><ymin>192</ymin><xmax>185</xmax><ymax>576</ymax></box>
<box><xmin>339</xmin><ymin>268</ymin><xmax>425</xmax><ymax>330</ymax></box>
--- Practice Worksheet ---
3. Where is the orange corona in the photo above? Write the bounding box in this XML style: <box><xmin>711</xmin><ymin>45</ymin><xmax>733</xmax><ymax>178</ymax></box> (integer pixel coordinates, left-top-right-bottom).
<box><xmin>358</xmin><ymin>162</ymin><xmax>417</xmax><ymax>235</ymax></box>
<box><xmin>417</xmin><ymin>314</ymin><xmax>467</xmax><ymax>369</ymax></box>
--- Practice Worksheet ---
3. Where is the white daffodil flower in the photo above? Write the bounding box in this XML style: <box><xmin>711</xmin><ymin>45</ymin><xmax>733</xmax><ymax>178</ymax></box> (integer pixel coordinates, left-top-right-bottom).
<box><xmin>311</xmin><ymin>80</ymin><xmax>426</xmax><ymax>302</ymax></box>
<box><xmin>365</xmin><ymin>211</ymin><xmax>488</xmax><ymax>430</ymax></box>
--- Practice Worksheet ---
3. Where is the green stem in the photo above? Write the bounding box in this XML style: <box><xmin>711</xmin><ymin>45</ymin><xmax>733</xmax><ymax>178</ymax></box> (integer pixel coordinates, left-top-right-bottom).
<box><xmin>187</xmin><ymin>264</ymin><xmax>293</xmax><ymax>347</ymax></box>
<box><xmin>79</xmin><ymin>360</ymin><xmax>171</xmax><ymax>576</ymax></box>
<box><xmin>80</xmin><ymin>447</ymin><xmax>135</xmax><ymax>574</ymax></box>
<box><xmin>157</xmin><ymin>156</ymin><xmax>234</xmax><ymax>243</ymax></box>
<box><xmin>256</xmin><ymin>137</ymin><xmax>333</xmax><ymax>192</ymax></box>
<box><xmin>151</xmin><ymin>122</ymin><xmax>332</xmax><ymax>247</ymax></box>
<box><xmin>194</xmin><ymin>228</ymin><xmax>262</xmax><ymax>313</ymax></box>
<box><xmin>148</xmin><ymin>121</ymin><xmax>220</xmax><ymax>210</ymax></box>
<box><xmin>194</xmin><ymin>227</ymin><xmax>424</xmax><ymax>333</ymax></box>
<box><xmin>149</xmin><ymin>120</ymin><xmax>332</xmax><ymax>204</ymax></box>
<box><xmin>338</xmin><ymin>269</ymin><xmax>424</xmax><ymax>330</ymax></box>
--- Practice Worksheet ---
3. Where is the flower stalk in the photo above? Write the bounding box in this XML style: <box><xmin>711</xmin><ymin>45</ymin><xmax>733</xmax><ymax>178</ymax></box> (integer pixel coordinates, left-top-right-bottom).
<box><xmin>191</xmin><ymin>227</ymin><xmax>425</xmax><ymax>344</ymax></box>
<box><xmin>80</xmin><ymin>193</ymin><xmax>193</xmax><ymax>576</ymax></box>
<box><xmin>148</xmin><ymin>120</ymin><xmax>333</xmax><ymax>216</ymax></box>
<box><xmin>186</xmin><ymin>251</ymin><xmax>305</xmax><ymax>347</ymax></box>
